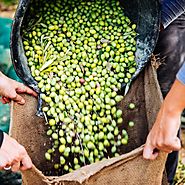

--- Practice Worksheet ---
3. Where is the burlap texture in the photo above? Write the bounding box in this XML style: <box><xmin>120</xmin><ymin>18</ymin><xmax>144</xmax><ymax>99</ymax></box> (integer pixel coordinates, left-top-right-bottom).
<box><xmin>10</xmin><ymin>64</ymin><xmax>168</xmax><ymax>185</ymax></box>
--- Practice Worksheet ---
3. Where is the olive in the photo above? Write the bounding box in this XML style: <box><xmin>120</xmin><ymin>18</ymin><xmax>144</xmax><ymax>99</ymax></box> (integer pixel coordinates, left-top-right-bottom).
<box><xmin>23</xmin><ymin>0</ymin><xmax>137</xmax><ymax>174</ymax></box>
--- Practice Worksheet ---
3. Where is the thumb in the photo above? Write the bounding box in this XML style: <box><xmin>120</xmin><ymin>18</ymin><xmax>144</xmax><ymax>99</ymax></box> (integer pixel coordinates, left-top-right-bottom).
<box><xmin>143</xmin><ymin>142</ymin><xmax>159</xmax><ymax>160</ymax></box>
<box><xmin>20</xmin><ymin>155</ymin><xmax>32</xmax><ymax>171</ymax></box>
<box><xmin>12</xmin><ymin>94</ymin><xmax>25</xmax><ymax>105</ymax></box>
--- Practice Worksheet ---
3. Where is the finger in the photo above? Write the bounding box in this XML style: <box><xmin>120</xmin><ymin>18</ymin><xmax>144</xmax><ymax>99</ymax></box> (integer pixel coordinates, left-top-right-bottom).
<box><xmin>16</xmin><ymin>84</ymin><xmax>37</xmax><ymax>97</ymax></box>
<box><xmin>0</xmin><ymin>152</ymin><xmax>11</xmax><ymax>169</ymax></box>
<box><xmin>24</xmin><ymin>87</ymin><xmax>38</xmax><ymax>97</ymax></box>
<box><xmin>0</xmin><ymin>97</ymin><xmax>9</xmax><ymax>104</ymax></box>
<box><xmin>2</xmin><ymin>97</ymin><xmax>11</xmax><ymax>104</ymax></box>
<box><xmin>143</xmin><ymin>143</ymin><xmax>159</xmax><ymax>160</ymax></box>
<box><xmin>0</xmin><ymin>98</ymin><xmax>7</xmax><ymax>104</ymax></box>
<box><xmin>11</xmin><ymin>161</ymin><xmax>21</xmax><ymax>172</ymax></box>
<box><xmin>163</xmin><ymin>137</ymin><xmax>181</xmax><ymax>151</ymax></box>
<box><xmin>20</xmin><ymin>155</ymin><xmax>32</xmax><ymax>171</ymax></box>
<box><xmin>0</xmin><ymin>158</ymin><xmax>8</xmax><ymax>169</ymax></box>
<box><xmin>174</xmin><ymin>138</ymin><xmax>181</xmax><ymax>150</ymax></box>
<box><xmin>4</xmin><ymin>165</ymin><xmax>12</xmax><ymax>171</ymax></box>
<box><xmin>156</xmin><ymin>147</ymin><xmax>173</xmax><ymax>153</ymax></box>
<box><xmin>11</xmin><ymin>94</ymin><xmax>25</xmax><ymax>105</ymax></box>
<box><xmin>155</xmin><ymin>142</ymin><xmax>175</xmax><ymax>153</ymax></box>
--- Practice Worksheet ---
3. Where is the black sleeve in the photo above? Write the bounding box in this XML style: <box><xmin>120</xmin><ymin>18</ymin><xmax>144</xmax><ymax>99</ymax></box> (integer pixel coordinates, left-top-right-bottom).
<box><xmin>0</xmin><ymin>130</ymin><xmax>4</xmax><ymax>148</ymax></box>
<box><xmin>161</xmin><ymin>0</ymin><xmax>185</xmax><ymax>28</ymax></box>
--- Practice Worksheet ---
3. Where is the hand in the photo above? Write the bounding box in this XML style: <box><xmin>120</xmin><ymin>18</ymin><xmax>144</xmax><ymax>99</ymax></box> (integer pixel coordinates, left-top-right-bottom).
<box><xmin>143</xmin><ymin>103</ymin><xmax>181</xmax><ymax>160</ymax></box>
<box><xmin>0</xmin><ymin>133</ymin><xmax>32</xmax><ymax>172</ymax></box>
<box><xmin>143</xmin><ymin>79</ymin><xmax>185</xmax><ymax>160</ymax></box>
<box><xmin>0</xmin><ymin>72</ymin><xmax>37</xmax><ymax>105</ymax></box>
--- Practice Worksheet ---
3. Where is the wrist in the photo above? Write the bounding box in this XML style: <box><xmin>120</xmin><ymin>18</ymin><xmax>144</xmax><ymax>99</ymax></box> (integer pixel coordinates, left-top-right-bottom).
<box><xmin>162</xmin><ymin>79</ymin><xmax>185</xmax><ymax>116</ymax></box>
<box><xmin>163</xmin><ymin>97</ymin><xmax>183</xmax><ymax>117</ymax></box>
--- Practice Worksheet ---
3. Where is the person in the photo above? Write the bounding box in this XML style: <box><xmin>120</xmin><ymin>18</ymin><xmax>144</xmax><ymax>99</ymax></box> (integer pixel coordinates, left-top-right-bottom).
<box><xmin>0</xmin><ymin>71</ymin><xmax>37</xmax><ymax>172</ymax></box>
<box><xmin>143</xmin><ymin>64</ymin><xmax>185</xmax><ymax>180</ymax></box>
<box><xmin>143</xmin><ymin>64</ymin><xmax>185</xmax><ymax>158</ymax></box>
<box><xmin>143</xmin><ymin>0</ymin><xmax>185</xmax><ymax>184</ymax></box>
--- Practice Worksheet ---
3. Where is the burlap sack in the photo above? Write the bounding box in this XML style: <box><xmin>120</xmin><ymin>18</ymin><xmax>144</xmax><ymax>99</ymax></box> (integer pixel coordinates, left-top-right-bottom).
<box><xmin>10</xmin><ymin>64</ymin><xmax>168</xmax><ymax>185</ymax></box>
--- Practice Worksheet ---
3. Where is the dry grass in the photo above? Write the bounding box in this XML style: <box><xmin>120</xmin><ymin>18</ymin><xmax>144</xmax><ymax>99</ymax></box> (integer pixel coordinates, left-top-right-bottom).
<box><xmin>174</xmin><ymin>129</ymin><xmax>185</xmax><ymax>184</ymax></box>
<box><xmin>174</xmin><ymin>160</ymin><xmax>185</xmax><ymax>185</ymax></box>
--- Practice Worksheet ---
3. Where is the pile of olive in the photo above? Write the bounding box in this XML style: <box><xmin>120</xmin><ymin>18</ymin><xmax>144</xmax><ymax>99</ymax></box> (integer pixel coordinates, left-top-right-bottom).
<box><xmin>22</xmin><ymin>0</ymin><xmax>137</xmax><ymax>175</ymax></box>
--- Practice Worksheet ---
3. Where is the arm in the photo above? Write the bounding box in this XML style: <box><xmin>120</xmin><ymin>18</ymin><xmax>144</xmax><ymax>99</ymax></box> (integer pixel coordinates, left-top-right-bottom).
<box><xmin>0</xmin><ymin>72</ymin><xmax>37</xmax><ymax>171</ymax></box>
<box><xmin>143</xmin><ymin>63</ymin><xmax>185</xmax><ymax>159</ymax></box>
<box><xmin>0</xmin><ymin>130</ymin><xmax>32</xmax><ymax>172</ymax></box>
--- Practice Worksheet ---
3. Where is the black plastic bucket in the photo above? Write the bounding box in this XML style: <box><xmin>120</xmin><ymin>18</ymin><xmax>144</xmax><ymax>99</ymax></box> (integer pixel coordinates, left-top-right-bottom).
<box><xmin>10</xmin><ymin>0</ymin><xmax>161</xmax><ymax>93</ymax></box>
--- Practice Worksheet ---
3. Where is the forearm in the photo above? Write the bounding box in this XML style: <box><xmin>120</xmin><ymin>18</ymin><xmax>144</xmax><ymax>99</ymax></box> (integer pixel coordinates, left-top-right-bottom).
<box><xmin>143</xmin><ymin>77</ymin><xmax>184</xmax><ymax>159</ymax></box>
<box><xmin>163</xmin><ymin>63</ymin><xmax>185</xmax><ymax>114</ymax></box>
<box><xmin>163</xmin><ymin>79</ymin><xmax>185</xmax><ymax>115</ymax></box>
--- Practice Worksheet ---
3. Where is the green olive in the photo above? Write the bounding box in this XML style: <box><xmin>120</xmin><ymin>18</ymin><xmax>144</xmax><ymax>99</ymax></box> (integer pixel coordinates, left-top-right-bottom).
<box><xmin>23</xmin><ymin>0</ymin><xmax>137</xmax><ymax>174</ymax></box>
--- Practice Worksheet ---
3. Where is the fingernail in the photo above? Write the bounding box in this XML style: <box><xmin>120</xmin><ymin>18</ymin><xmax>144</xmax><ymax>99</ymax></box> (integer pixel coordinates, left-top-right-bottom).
<box><xmin>21</xmin><ymin>99</ymin><xmax>25</xmax><ymax>104</ymax></box>
<box><xmin>143</xmin><ymin>149</ymin><xmax>150</xmax><ymax>159</ymax></box>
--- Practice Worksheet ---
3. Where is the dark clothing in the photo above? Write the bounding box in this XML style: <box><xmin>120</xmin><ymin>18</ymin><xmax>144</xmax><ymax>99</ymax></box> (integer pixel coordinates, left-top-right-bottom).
<box><xmin>0</xmin><ymin>129</ymin><xmax>4</xmax><ymax>148</ymax></box>
<box><xmin>161</xmin><ymin>0</ymin><xmax>185</xmax><ymax>28</ymax></box>
<box><xmin>155</xmin><ymin>12</ymin><xmax>185</xmax><ymax>96</ymax></box>
<box><xmin>154</xmin><ymin>12</ymin><xmax>185</xmax><ymax>184</ymax></box>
